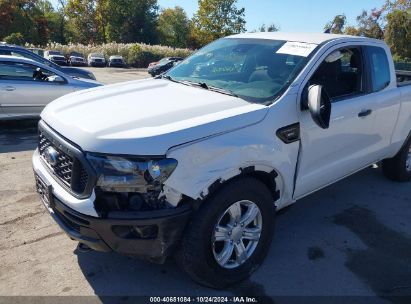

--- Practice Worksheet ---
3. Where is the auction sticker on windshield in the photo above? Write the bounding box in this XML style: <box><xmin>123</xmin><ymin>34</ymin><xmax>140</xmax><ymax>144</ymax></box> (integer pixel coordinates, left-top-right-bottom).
<box><xmin>276</xmin><ymin>41</ymin><xmax>318</xmax><ymax>57</ymax></box>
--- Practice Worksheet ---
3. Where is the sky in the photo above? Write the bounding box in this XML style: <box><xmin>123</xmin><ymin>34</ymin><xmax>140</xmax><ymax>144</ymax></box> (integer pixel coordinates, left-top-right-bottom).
<box><xmin>51</xmin><ymin>0</ymin><xmax>386</xmax><ymax>32</ymax></box>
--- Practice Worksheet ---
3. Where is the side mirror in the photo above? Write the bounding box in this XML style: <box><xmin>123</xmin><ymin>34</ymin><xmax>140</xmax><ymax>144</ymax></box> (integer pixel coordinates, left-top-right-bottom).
<box><xmin>47</xmin><ymin>75</ymin><xmax>65</xmax><ymax>83</ymax></box>
<box><xmin>307</xmin><ymin>85</ymin><xmax>331</xmax><ymax>129</ymax></box>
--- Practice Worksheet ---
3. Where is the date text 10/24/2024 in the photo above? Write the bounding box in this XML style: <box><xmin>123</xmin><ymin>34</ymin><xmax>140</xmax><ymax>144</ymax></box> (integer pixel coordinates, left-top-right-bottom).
<box><xmin>149</xmin><ymin>297</ymin><xmax>259</xmax><ymax>303</ymax></box>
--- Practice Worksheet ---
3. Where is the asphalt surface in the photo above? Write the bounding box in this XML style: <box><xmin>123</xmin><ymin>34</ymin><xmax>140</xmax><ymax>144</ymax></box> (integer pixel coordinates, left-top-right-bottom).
<box><xmin>0</xmin><ymin>68</ymin><xmax>411</xmax><ymax>303</ymax></box>
<box><xmin>85</xmin><ymin>67</ymin><xmax>149</xmax><ymax>85</ymax></box>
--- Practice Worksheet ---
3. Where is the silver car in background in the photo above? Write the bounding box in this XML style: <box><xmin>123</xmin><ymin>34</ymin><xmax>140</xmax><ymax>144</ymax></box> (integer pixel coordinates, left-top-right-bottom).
<box><xmin>0</xmin><ymin>55</ymin><xmax>102</xmax><ymax>120</ymax></box>
<box><xmin>44</xmin><ymin>50</ymin><xmax>67</xmax><ymax>66</ymax></box>
<box><xmin>87</xmin><ymin>53</ymin><xmax>106</xmax><ymax>67</ymax></box>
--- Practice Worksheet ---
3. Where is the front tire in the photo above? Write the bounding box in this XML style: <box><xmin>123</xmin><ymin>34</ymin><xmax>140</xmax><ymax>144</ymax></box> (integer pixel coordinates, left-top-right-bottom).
<box><xmin>176</xmin><ymin>177</ymin><xmax>276</xmax><ymax>289</ymax></box>
<box><xmin>382</xmin><ymin>135</ymin><xmax>411</xmax><ymax>182</ymax></box>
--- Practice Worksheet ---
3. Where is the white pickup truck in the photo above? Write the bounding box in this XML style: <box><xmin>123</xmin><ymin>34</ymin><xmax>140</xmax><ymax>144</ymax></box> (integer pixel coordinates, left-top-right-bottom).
<box><xmin>33</xmin><ymin>32</ymin><xmax>411</xmax><ymax>288</ymax></box>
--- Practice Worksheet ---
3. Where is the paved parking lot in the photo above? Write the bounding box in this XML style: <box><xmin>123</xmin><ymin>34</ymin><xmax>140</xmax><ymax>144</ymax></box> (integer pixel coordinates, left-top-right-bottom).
<box><xmin>0</xmin><ymin>68</ymin><xmax>411</xmax><ymax>303</ymax></box>
<box><xmin>85</xmin><ymin>67</ymin><xmax>150</xmax><ymax>84</ymax></box>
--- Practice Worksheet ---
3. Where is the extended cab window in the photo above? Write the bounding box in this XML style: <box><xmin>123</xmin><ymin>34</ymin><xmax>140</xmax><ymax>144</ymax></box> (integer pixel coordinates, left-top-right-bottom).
<box><xmin>310</xmin><ymin>47</ymin><xmax>364</xmax><ymax>101</ymax></box>
<box><xmin>367</xmin><ymin>46</ymin><xmax>390</xmax><ymax>92</ymax></box>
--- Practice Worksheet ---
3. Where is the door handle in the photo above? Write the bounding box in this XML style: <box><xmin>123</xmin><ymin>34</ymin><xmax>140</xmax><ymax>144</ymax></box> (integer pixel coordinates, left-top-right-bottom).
<box><xmin>3</xmin><ymin>86</ymin><xmax>16</xmax><ymax>91</ymax></box>
<box><xmin>358</xmin><ymin>109</ymin><xmax>372</xmax><ymax>117</ymax></box>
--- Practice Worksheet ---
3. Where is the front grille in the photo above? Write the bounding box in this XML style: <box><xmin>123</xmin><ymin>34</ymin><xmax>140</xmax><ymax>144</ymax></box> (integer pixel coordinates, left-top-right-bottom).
<box><xmin>38</xmin><ymin>128</ymin><xmax>90</xmax><ymax>196</ymax></box>
<box><xmin>94</xmin><ymin>59</ymin><xmax>102</xmax><ymax>63</ymax></box>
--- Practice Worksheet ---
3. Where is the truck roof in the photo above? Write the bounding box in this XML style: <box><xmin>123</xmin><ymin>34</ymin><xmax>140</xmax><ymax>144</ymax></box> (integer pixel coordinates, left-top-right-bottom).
<box><xmin>229</xmin><ymin>32</ymin><xmax>377</xmax><ymax>45</ymax></box>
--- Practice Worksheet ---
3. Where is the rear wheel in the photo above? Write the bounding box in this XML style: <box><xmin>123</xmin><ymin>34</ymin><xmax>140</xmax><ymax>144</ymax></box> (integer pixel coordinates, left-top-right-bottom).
<box><xmin>382</xmin><ymin>135</ymin><xmax>411</xmax><ymax>182</ymax></box>
<box><xmin>176</xmin><ymin>177</ymin><xmax>276</xmax><ymax>289</ymax></box>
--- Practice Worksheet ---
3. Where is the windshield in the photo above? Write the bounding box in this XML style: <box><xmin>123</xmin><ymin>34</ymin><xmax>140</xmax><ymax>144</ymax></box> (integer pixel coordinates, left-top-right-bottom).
<box><xmin>91</xmin><ymin>53</ymin><xmax>103</xmax><ymax>57</ymax></box>
<box><xmin>159</xmin><ymin>58</ymin><xmax>170</xmax><ymax>64</ymax></box>
<box><xmin>48</xmin><ymin>51</ymin><xmax>62</xmax><ymax>56</ymax></box>
<box><xmin>167</xmin><ymin>38</ymin><xmax>315</xmax><ymax>104</ymax></box>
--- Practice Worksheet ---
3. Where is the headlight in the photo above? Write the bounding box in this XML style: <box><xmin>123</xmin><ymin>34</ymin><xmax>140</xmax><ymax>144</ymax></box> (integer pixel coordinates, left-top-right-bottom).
<box><xmin>87</xmin><ymin>154</ymin><xmax>178</xmax><ymax>193</ymax></box>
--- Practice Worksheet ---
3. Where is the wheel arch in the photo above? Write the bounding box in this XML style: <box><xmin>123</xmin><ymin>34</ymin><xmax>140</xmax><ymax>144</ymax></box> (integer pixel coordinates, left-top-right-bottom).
<box><xmin>195</xmin><ymin>165</ymin><xmax>283</xmax><ymax>209</ymax></box>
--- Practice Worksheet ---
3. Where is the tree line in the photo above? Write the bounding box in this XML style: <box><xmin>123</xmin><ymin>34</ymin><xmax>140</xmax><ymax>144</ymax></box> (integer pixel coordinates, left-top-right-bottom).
<box><xmin>325</xmin><ymin>0</ymin><xmax>411</xmax><ymax>61</ymax></box>
<box><xmin>0</xmin><ymin>0</ymin><xmax>249</xmax><ymax>49</ymax></box>
<box><xmin>1</xmin><ymin>0</ymin><xmax>410</xmax><ymax>62</ymax></box>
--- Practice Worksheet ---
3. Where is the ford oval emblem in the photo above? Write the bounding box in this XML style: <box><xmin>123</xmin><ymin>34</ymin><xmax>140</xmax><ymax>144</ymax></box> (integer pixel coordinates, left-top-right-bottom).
<box><xmin>44</xmin><ymin>146</ymin><xmax>59</xmax><ymax>166</ymax></box>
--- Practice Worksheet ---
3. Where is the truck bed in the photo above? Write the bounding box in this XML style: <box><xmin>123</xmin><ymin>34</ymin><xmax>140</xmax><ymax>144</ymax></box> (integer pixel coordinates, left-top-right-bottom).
<box><xmin>397</xmin><ymin>70</ymin><xmax>411</xmax><ymax>87</ymax></box>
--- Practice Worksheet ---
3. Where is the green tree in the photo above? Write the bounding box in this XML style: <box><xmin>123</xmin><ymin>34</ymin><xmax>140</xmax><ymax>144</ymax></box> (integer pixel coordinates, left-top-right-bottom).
<box><xmin>324</xmin><ymin>15</ymin><xmax>346</xmax><ymax>34</ymax></box>
<box><xmin>100</xmin><ymin>0</ymin><xmax>159</xmax><ymax>44</ymax></box>
<box><xmin>186</xmin><ymin>20</ymin><xmax>202</xmax><ymax>49</ymax></box>
<box><xmin>253</xmin><ymin>23</ymin><xmax>279</xmax><ymax>32</ymax></box>
<box><xmin>4</xmin><ymin>32</ymin><xmax>25</xmax><ymax>45</ymax></box>
<box><xmin>157</xmin><ymin>6</ymin><xmax>190</xmax><ymax>48</ymax></box>
<box><xmin>0</xmin><ymin>0</ymin><xmax>63</xmax><ymax>45</ymax></box>
<box><xmin>355</xmin><ymin>9</ymin><xmax>384</xmax><ymax>39</ymax></box>
<box><xmin>51</xmin><ymin>0</ymin><xmax>68</xmax><ymax>44</ymax></box>
<box><xmin>383</xmin><ymin>0</ymin><xmax>411</xmax><ymax>12</ymax></box>
<box><xmin>192</xmin><ymin>0</ymin><xmax>246</xmax><ymax>46</ymax></box>
<box><xmin>344</xmin><ymin>26</ymin><xmax>360</xmax><ymax>36</ymax></box>
<box><xmin>65</xmin><ymin>0</ymin><xmax>103</xmax><ymax>44</ymax></box>
<box><xmin>385</xmin><ymin>9</ymin><xmax>411</xmax><ymax>59</ymax></box>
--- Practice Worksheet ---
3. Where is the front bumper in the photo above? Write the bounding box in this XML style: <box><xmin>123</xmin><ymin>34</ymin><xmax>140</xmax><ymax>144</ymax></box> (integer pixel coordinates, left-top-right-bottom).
<box><xmin>33</xmin><ymin>150</ymin><xmax>192</xmax><ymax>263</ymax></box>
<box><xmin>109</xmin><ymin>62</ymin><xmax>125</xmax><ymax>67</ymax></box>
<box><xmin>48</xmin><ymin>193</ymin><xmax>191</xmax><ymax>262</ymax></box>
<box><xmin>90</xmin><ymin>61</ymin><xmax>106</xmax><ymax>67</ymax></box>
<box><xmin>71</xmin><ymin>61</ymin><xmax>87</xmax><ymax>66</ymax></box>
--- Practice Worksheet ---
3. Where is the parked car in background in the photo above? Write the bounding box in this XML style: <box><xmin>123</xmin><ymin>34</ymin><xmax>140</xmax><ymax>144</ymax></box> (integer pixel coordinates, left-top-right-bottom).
<box><xmin>0</xmin><ymin>55</ymin><xmax>101</xmax><ymax>120</ymax></box>
<box><xmin>148</xmin><ymin>60</ymin><xmax>159</xmax><ymax>69</ymax></box>
<box><xmin>44</xmin><ymin>50</ymin><xmax>67</xmax><ymax>66</ymax></box>
<box><xmin>28</xmin><ymin>48</ymin><xmax>45</xmax><ymax>57</ymax></box>
<box><xmin>0</xmin><ymin>44</ymin><xmax>96</xmax><ymax>80</ymax></box>
<box><xmin>88</xmin><ymin>53</ymin><xmax>106</xmax><ymax>67</ymax></box>
<box><xmin>68</xmin><ymin>52</ymin><xmax>87</xmax><ymax>66</ymax></box>
<box><xmin>148</xmin><ymin>57</ymin><xmax>183</xmax><ymax>76</ymax></box>
<box><xmin>108</xmin><ymin>55</ymin><xmax>126</xmax><ymax>67</ymax></box>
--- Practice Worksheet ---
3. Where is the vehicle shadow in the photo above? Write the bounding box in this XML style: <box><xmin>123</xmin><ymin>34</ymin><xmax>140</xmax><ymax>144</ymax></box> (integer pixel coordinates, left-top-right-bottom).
<box><xmin>74</xmin><ymin>248</ymin><xmax>230</xmax><ymax>298</ymax></box>
<box><xmin>75</xmin><ymin>166</ymin><xmax>411</xmax><ymax>302</ymax></box>
<box><xmin>0</xmin><ymin>119</ymin><xmax>39</xmax><ymax>153</ymax></box>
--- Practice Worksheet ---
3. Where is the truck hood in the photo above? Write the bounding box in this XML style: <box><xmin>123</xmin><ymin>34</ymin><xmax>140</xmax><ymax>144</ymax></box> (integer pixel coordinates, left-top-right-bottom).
<box><xmin>41</xmin><ymin>79</ymin><xmax>268</xmax><ymax>155</ymax></box>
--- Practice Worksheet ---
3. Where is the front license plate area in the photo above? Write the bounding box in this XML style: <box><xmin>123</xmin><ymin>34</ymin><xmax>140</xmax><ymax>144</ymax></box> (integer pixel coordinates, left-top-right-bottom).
<box><xmin>35</xmin><ymin>173</ymin><xmax>54</xmax><ymax>210</ymax></box>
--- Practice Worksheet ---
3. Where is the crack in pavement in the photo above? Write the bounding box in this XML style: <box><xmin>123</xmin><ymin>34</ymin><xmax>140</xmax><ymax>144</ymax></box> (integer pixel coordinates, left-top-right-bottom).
<box><xmin>0</xmin><ymin>211</ymin><xmax>45</xmax><ymax>226</ymax></box>
<box><xmin>0</xmin><ymin>231</ymin><xmax>65</xmax><ymax>251</ymax></box>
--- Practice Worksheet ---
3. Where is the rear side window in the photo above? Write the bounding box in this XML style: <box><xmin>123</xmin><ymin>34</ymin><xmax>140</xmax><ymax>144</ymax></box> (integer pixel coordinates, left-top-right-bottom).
<box><xmin>367</xmin><ymin>46</ymin><xmax>390</xmax><ymax>92</ymax></box>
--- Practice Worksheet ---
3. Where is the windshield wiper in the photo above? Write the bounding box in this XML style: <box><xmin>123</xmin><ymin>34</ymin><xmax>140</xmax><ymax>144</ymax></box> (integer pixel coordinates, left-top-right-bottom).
<box><xmin>198</xmin><ymin>82</ymin><xmax>239</xmax><ymax>98</ymax></box>
<box><xmin>158</xmin><ymin>74</ymin><xmax>173</xmax><ymax>81</ymax></box>
<box><xmin>181</xmin><ymin>80</ymin><xmax>239</xmax><ymax>97</ymax></box>
<box><xmin>159</xmin><ymin>74</ymin><xmax>191</xmax><ymax>86</ymax></box>
<box><xmin>160</xmin><ymin>76</ymin><xmax>239</xmax><ymax>98</ymax></box>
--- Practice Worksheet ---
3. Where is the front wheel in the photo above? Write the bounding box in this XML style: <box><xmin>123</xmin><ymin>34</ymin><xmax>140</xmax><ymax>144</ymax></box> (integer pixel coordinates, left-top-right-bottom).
<box><xmin>176</xmin><ymin>177</ymin><xmax>276</xmax><ymax>289</ymax></box>
<box><xmin>382</xmin><ymin>135</ymin><xmax>411</xmax><ymax>182</ymax></box>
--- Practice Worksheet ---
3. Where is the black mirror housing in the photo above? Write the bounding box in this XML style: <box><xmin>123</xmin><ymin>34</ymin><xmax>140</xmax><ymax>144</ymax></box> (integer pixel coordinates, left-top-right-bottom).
<box><xmin>307</xmin><ymin>85</ymin><xmax>331</xmax><ymax>129</ymax></box>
